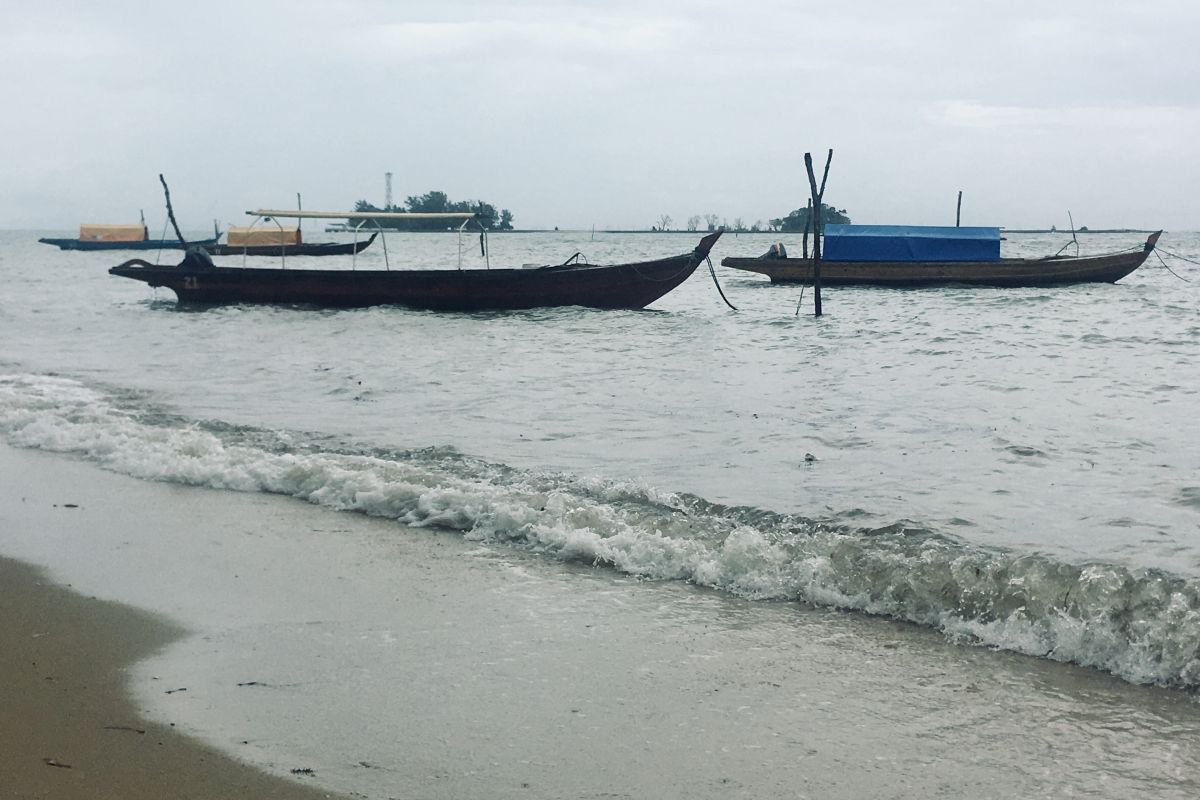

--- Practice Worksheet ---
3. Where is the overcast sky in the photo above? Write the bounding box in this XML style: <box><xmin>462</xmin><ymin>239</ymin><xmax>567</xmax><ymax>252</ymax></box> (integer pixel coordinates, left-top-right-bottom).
<box><xmin>4</xmin><ymin>1</ymin><xmax>1197</xmax><ymax>232</ymax></box>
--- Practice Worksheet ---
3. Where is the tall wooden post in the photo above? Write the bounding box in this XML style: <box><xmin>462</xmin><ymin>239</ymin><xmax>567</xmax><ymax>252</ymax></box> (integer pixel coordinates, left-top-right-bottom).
<box><xmin>956</xmin><ymin>190</ymin><xmax>962</xmax><ymax>227</ymax></box>
<box><xmin>802</xmin><ymin>198</ymin><xmax>811</xmax><ymax>259</ymax></box>
<box><xmin>804</xmin><ymin>149</ymin><xmax>833</xmax><ymax>317</ymax></box>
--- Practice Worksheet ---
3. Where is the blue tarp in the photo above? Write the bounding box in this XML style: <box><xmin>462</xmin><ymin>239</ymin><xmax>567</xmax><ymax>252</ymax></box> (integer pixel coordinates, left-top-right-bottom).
<box><xmin>823</xmin><ymin>225</ymin><xmax>1001</xmax><ymax>262</ymax></box>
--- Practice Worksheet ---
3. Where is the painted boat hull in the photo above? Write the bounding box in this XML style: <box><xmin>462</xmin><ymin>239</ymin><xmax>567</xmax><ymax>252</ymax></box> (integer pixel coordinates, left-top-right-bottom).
<box><xmin>39</xmin><ymin>236</ymin><xmax>221</xmax><ymax>252</ymax></box>
<box><xmin>202</xmin><ymin>233</ymin><xmax>378</xmax><ymax>258</ymax></box>
<box><xmin>721</xmin><ymin>232</ymin><xmax>1161</xmax><ymax>287</ymax></box>
<box><xmin>109</xmin><ymin>231</ymin><xmax>722</xmax><ymax>311</ymax></box>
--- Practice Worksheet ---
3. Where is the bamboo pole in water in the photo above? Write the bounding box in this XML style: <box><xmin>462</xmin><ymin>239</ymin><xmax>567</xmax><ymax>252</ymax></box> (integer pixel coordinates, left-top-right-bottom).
<box><xmin>804</xmin><ymin>149</ymin><xmax>833</xmax><ymax>317</ymax></box>
<box><xmin>802</xmin><ymin>198</ymin><xmax>811</xmax><ymax>259</ymax></box>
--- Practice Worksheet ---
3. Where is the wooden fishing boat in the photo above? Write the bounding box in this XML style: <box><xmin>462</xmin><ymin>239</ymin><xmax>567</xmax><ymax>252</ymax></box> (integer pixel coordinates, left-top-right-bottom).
<box><xmin>202</xmin><ymin>232</ymin><xmax>378</xmax><ymax>257</ymax></box>
<box><xmin>40</xmin><ymin>225</ymin><xmax>219</xmax><ymax>252</ymax></box>
<box><xmin>109</xmin><ymin>210</ymin><xmax>722</xmax><ymax>311</ymax></box>
<box><xmin>722</xmin><ymin>230</ymin><xmax>1162</xmax><ymax>287</ymax></box>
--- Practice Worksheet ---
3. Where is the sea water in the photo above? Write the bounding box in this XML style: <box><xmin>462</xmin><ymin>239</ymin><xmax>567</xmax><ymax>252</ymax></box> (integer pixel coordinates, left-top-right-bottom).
<box><xmin>1</xmin><ymin>228</ymin><xmax>1199</xmax><ymax>796</ymax></box>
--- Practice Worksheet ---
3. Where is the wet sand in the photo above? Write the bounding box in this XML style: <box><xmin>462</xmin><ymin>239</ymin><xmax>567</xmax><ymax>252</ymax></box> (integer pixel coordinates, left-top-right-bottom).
<box><xmin>0</xmin><ymin>555</ymin><xmax>343</xmax><ymax>800</ymax></box>
<box><xmin>0</xmin><ymin>438</ymin><xmax>346</xmax><ymax>800</ymax></box>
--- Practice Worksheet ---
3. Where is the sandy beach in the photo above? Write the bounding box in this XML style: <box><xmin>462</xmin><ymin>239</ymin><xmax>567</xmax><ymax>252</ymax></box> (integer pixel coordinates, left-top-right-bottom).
<box><xmin>1</xmin><ymin>555</ymin><xmax>346</xmax><ymax>800</ymax></box>
<box><xmin>0</xmin><ymin>439</ymin><xmax>357</xmax><ymax>799</ymax></box>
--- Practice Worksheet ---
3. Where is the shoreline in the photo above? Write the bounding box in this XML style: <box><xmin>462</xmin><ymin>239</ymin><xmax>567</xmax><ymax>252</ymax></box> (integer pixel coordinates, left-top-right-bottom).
<box><xmin>0</xmin><ymin>555</ymin><xmax>344</xmax><ymax>800</ymax></box>
<box><xmin>0</xmin><ymin>441</ymin><xmax>349</xmax><ymax>800</ymax></box>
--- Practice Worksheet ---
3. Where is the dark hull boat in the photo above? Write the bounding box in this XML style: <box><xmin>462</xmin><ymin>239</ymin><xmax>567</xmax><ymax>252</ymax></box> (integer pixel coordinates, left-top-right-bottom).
<box><xmin>722</xmin><ymin>231</ymin><xmax>1162</xmax><ymax>287</ymax></box>
<box><xmin>110</xmin><ymin>231</ymin><xmax>722</xmax><ymax>311</ymax></box>
<box><xmin>202</xmin><ymin>233</ymin><xmax>378</xmax><ymax>258</ymax></box>
<box><xmin>39</xmin><ymin>235</ymin><xmax>221</xmax><ymax>252</ymax></box>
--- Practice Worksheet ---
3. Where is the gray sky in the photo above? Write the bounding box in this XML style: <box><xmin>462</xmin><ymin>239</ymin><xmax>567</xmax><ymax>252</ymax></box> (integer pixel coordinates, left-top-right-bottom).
<box><xmin>4</xmin><ymin>1</ymin><xmax>1197</xmax><ymax>232</ymax></box>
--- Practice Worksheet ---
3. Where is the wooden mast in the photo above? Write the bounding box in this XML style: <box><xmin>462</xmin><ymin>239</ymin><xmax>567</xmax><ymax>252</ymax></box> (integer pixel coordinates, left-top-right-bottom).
<box><xmin>158</xmin><ymin>174</ymin><xmax>187</xmax><ymax>246</ymax></box>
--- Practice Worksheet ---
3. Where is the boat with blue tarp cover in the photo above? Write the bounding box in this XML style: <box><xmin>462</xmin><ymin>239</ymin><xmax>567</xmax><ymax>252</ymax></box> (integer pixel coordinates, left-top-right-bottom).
<box><xmin>722</xmin><ymin>228</ymin><xmax>1161</xmax><ymax>287</ymax></box>
<box><xmin>823</xmin><ymin>225</ymin><xmax>1001</xmax><ymax>262</ymax></box>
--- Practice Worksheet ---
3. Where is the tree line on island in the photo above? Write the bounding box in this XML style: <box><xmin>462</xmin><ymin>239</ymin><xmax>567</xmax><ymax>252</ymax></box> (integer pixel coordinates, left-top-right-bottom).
<box><xmin>655</xmin><ymin>204</ymin><xmax>851</xmax><ymax>233</ymax></box>
<box><xmin>353</xmin><ymin>191</ymin><xmax>514</xmax><ymax>231</ymax></box>
<box><xmin>347</xmin><ymin>190</ymin><xmax>848</xmax><ymax>233</ymax></box>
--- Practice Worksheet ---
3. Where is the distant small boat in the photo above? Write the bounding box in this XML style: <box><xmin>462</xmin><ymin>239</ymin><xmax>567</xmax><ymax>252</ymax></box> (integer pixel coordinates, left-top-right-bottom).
<box><xmin>39</xmin><ymin>223</ymin><xmax>219</xmax><ymax>252</ymax></box>
<box><xmin>202</xmin><ymin>231</ymin><xmax>378</xmax><ymax>257</ymax></box>
<box><xmin>109</xmin><ymin>210</ymin><xmax>722</xmax><ymax>311</ymax></box>
<box><xmin>722</xmin><ymin>227</ymin><xmax>1162</xmax><ymax>287</ymax></box>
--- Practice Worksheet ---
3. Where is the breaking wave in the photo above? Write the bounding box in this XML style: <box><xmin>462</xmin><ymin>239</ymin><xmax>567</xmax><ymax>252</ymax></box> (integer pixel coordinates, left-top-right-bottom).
<box><xmin>3</xmin><ymin>372</ymin><xmax>1200</xmax><ymax>689</ymax></box>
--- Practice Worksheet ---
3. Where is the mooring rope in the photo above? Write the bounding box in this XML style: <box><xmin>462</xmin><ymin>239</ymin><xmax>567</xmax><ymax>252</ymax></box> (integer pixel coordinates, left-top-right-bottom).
<box><xmin>1156</xmin><ymin>247</ymin><xmax>1200</xmax><ymax>268</ymax></box>
<box><xmin>1153</xmin><ymin>249</ymin><xmax>1192</xmax><ymax>282</ymax></box>
<box><xmin>1042</xmin><ymin>243</ymin><xmax>1142</xmax><ymax>261</ymax></box>
<box><xmin>706</xmin><ymin>255</ymin><xmax>737</xmax><ymax>310</ymax></box>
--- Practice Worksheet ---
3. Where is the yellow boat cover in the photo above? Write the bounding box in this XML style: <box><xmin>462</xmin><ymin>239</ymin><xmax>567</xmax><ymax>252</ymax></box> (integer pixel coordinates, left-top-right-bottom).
<box><xmin>227</xmin><ymin>226</ymin><xmax>302</xmax><ymax>247</ymax></box>
<box><xmin>79</xmin><ymin>224</ymin><xmax>147</xmax><ymax>242</ymax></box>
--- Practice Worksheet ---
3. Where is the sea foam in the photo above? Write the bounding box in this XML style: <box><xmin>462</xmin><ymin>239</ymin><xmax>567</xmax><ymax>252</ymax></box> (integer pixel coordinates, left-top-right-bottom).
<box><xmin>3</xmin><ymin>372</ymin><xmax>1200</xmax><ymax>689</ymax></box>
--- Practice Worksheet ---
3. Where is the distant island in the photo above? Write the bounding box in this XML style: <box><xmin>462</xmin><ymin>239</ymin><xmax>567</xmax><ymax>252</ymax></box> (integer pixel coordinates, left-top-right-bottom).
<box><xmin>771</xmin><ymin>203</ymin><xmax>851</xmax><ymax>232</ymax></box>
<box><xmin>351</xmin><ymin>191</ymin><xmax>514</xmax><ymax>231</ymax></box>
<box><xmin>649</xmin><ymin>204</ymin><xmax>853</xmax><ymax>234</ymax></box>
